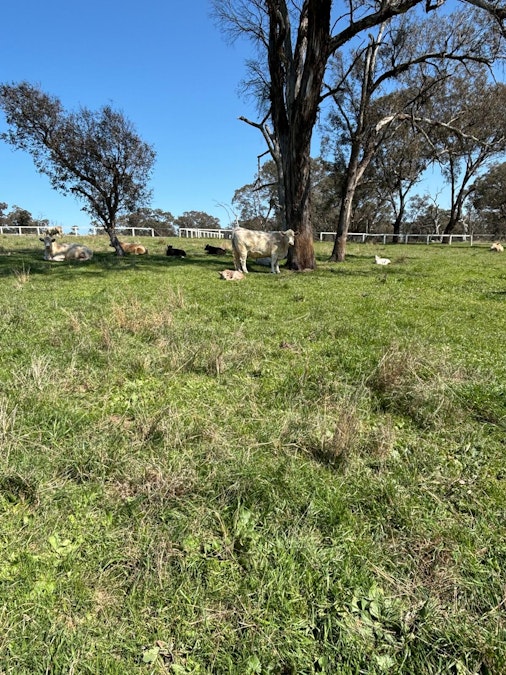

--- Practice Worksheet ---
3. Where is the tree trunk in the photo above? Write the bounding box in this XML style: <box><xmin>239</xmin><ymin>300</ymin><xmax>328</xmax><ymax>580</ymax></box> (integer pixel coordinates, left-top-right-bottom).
<box><xmin>106</xmin><ymin>226</ymin><xmax>125</xmax><ymax>256</ymax></box>
<box><xmin>329</xmin><ymin>157</ymin><xmax>360</xmax><ymax>262</ymax></box>
<box><xmin>266</xmin><ymin>0</ymin><xmax>332</xmax><ymax>271</ymax></box>
<box><xmin>443</xmin><ymin>198</ymin><xmax>464</xmax><ymax>239</ymax></box>
<box><xmin>284</xmin><ymin>143</ymin><xmax>316</xmax><ymax>270</ymax></box>
<box><xmin>392</xmin><ymin>194</ymin><xmax>405</xmax><ymax>244</ymax></box>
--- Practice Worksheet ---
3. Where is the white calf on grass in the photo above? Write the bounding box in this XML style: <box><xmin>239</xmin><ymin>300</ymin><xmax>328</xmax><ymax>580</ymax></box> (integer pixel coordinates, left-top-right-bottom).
<box><xmin>375</xmin><ymin>255</ymin><xmax>391</xmax><ymax>266</ymax></box>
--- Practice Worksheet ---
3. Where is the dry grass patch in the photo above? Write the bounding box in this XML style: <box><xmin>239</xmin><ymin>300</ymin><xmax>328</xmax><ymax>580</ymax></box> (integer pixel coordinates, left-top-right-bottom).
<box><xmin>318</xmin><ymin>403</ymin><xmax>362</xmax><ymax>469</ymax></box>
<box><xmin>12</xmin><ymin>354</ymin><xmax>53</xmax><ymax>393</ymax></box>
<box><xmin>368</xmin><ymin>343</ymin><xmax>469</xmax><ymax>427</ymax></box>
<box><xmin>363</xmin><ymin>415</ymin><xmax>397</xmax><ymax>462</ymax></box>
<box><xmin>0</xmin><ymin>396</ymin><xmax>17</xmax><ymax>442</ymax></box>
<box><xmin>12</xmin><ymin>263</ymin><xmax>30</xmax><ymax>287</ymax></box>
<box><xmin>108</xmin><ymin>297</ymin><xmax>174</xmax><ymax>339</ymax></box>
<box><xmin>108</xmin><ymin>463</ymin><xmax>197</xmax><ymax>506</ymax></box>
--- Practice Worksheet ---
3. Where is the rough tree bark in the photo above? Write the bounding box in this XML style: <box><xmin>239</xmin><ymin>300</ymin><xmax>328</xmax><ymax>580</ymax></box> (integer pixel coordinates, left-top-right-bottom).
<box><xmin>266</xmin><ymin>0</ymin><xmax>332</xmax><ymax>270</ymax></box>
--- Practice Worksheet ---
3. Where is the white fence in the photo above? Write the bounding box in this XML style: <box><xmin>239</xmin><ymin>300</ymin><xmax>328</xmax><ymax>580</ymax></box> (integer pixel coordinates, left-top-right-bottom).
<box><xmin>178</xmin><ymin>228</ymin><xmax>227</xmax><ymax>239</ymax></box>
<box><xmin>319</xmin><ymin>232</ymin><xmax>474</xmax><ymax>245</ymax></box>
<box><xmin>0</xmin><ymin>225</ymin><xmax>159</xmax><ymax>236</ymax></box>
<box><xmin>89</xmin><ymin>227</ymin><xmax>156</xmax><ymax>237</ymax></box>
<box><xmin>0</xmin><ymin>225</ymin><xmax>56</xmax><ymax>236</ymax></box>
<box><xmin>0</xmin><ymin>226</ymin><xmax>496</xmax><ymax>246</ymax></box>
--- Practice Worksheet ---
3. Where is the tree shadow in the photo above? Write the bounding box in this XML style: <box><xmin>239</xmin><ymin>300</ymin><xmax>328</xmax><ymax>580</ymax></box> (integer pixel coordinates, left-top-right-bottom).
<box><xmin>0</xmin><ymin>246</ymin><xmax>250</xmax><ymax>279</ymax></box>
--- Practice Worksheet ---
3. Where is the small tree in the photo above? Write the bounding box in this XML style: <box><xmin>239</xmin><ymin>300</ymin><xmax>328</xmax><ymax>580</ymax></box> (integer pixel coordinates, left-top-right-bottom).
<box><xmin>232</xmin><ymin>159</ymin><xmax>280</xmax><ymax>230</ymax></box>
<box><xmin>408</xmin><ymin>193</ymin><xmax>450</xmax><ymax>236</ymax></box>
<box><xmin>430</xmin><ymin>76</ymin><xmax>506</xmax><ymax>235</ymax></box>
<box><xmin>5</xmin><ymin>205</ymin><xmax>33</xmax><ymax>229</ymax></box>
<box><xmin>370</xmin><ymin>122</ymin><xmax>428</xmax><ymax>242</ymax></box>
<box><xmin>0</xmin><ymin>82</ymin><xmax>156</xmax><ymax>255</ymax></box>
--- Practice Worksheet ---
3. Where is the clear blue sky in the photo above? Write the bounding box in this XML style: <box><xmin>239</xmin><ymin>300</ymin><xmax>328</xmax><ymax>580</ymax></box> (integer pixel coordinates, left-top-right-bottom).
<box><xmin>0</xmin><ymin>0</ymin><xmax>267</xmax><ymax>231</ymax></box>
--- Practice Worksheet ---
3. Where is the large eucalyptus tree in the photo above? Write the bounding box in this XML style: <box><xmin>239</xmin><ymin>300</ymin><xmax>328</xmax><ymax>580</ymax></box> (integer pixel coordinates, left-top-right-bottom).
<box><xmin>214</xmin><ymin>0</ymin><xmax>505</xmax><ymax>268</ymax></box>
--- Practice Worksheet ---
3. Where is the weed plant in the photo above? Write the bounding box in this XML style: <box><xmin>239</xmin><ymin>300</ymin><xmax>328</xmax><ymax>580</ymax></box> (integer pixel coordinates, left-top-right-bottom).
<box><xmin>0</xmin><ymin>235</ymin><xmax>505</xmax><ymax>673</ymax></box>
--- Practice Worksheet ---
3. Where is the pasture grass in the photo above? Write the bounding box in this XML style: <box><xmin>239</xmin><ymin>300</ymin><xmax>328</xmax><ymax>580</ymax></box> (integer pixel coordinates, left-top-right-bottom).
<box><xmin>0</xmin><ymin>234</ymin><xmax>505</xmax><ymax>674</ymax></box>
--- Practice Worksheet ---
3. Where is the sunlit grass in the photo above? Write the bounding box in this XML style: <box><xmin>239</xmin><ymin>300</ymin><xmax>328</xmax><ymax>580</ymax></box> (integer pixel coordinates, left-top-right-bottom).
<box><xmin>0</xmin><ymin>234</ymin><xmax>505</xmax><ymax>673</ymax></box>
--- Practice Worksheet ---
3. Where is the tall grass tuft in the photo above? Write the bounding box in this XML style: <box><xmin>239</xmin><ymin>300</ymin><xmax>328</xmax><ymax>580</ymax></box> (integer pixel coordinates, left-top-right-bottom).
<box><xmin>12</xmin><ymin>263</ymin><xmax>30</xmax><ymax>286</ymax></box>
<box><xmin>367</xmin><ymin>342</ymin><xmax>469</xmax><ymax>428</ymax></box>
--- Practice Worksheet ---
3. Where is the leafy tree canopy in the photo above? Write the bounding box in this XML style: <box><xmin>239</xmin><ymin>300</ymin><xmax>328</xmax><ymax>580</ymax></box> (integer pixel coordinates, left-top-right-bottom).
<box><xmin>0</xmin><ymin>81</ymin><xmax>156</xmax><ymax>254</ymax></box>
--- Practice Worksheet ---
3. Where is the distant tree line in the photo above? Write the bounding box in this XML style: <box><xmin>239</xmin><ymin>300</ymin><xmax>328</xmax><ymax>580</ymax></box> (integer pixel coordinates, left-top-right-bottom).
<box><xmin>0</xmin><ymin>202</ymin><xmax>51</xmax><ymax>232</ymax></box>
<box><xmin>114</xmin><ymin>208</ymin><xmax>221</xmax><ymax>236</ymax></box>
<box><xmin>233</xmin><ymin>155</ymin><xmax>506</xmax><ymax>240</ymax></box>
<box><xmin>233</xmin><ymin>156</ymin><xmax>506</xmax><ymax>240</ymax></box>
<box><xmin>0</xmin><ymin>201</ymin><xmax>224</xmax><ymax>237</ymax></box>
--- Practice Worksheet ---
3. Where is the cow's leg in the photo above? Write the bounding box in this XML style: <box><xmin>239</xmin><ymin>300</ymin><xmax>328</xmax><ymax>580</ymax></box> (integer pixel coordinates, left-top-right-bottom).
<box><xmin>240</xmin><ymin>255</ymin><xmax>248</xmax><ymax>274</ymax></box>
<box><xmin>232</xmin><ymin>249</ymin><xmax>242</xmax><ymax>272</ymax></box>
<box><xmin>271</xmin><ymin>256</ymin><xmax>280</xmax><ymax>273</ymax></box>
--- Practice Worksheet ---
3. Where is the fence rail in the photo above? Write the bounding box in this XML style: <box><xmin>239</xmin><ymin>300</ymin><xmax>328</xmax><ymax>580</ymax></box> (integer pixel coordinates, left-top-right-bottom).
<box><xmin>89</xmin><ymin>227</ymin><xmax>156</xmax><ymax>237</ymax></box>
<box><xmin>0</xmin><ymin>225</ymin><xmax>55</xmax><ymax>236</ymax></box>
<box><xmin>0</xmin><ymin>226</ymin><xmax>500</xmax><ymax>246</ymax></box>
<box><xmin>178</xmin><ymin>228</ymin><xmax>228</xmax><ymax>239</ymax></box>
<box><xmin>319</xmin><ymin>232</ymin><xmax>474</xmax><ymax>245</ymax></box>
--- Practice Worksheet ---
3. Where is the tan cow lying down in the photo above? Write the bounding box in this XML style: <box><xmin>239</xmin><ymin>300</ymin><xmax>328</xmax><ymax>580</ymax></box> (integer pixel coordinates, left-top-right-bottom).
<box><xmin>40</xmin><ymin>236</ymin><xmax>93</xmax><ymax>261</ymax></box>
<box><xmin>119</xmin><ymin>241</ymin><xmax>148</xmax><ymax>255</ymax></box>
<box><xmin>231</xmin><ymin>227</ymin><xmax>295</xmax><ymax>274</ymax></box>
<box><xmin>219</xmin><ymin>269</ymin><xmax>245</xmax><ymax>281</ymax></box>
<box><xmin>490</xmin><ymin>241</ymin><xmax>504</xmax><ymax>252</ymax></box>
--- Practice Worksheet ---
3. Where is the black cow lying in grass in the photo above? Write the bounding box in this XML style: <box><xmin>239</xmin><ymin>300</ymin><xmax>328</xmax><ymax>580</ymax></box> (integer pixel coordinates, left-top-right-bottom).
<box><xmin>166</xmin><ymin>245</ymin><xmax>186</xmax><ymax>258</ymax></box>
<box><xmin>205</xmin><ymin>244</ymin><xmax>227</xmax><ymax>255</ymax></box>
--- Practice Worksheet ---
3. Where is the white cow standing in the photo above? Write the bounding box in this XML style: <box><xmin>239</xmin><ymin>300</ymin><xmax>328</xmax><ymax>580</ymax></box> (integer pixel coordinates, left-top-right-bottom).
<box><xmin>231</xmin><ymin>228</ymin><xmax>295</xmax><ymax>274</ymax></box>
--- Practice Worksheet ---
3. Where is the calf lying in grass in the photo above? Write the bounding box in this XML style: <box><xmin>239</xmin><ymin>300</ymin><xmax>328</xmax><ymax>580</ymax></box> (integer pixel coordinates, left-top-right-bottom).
<box><xmin>166</xmin><ymin>245</ymin><xmax>186</xmax><ymax>258</ymax></box>
<box><xmin>205</xmin><ymin>244</ymin><xmax>227</xmax><ymax>255</ymax></box>
<box><xmin>375</xmin><ymin>254</ymin><xmax>391</xmax><ymax>265</ymax></box>
<box><xmin>118</xmin><ymin>242</ymin><xmax>148</xmax><ymax>255</ymax></box>
<box><xmin>490</xmin><ymin>241</ymin><xmax>504</xmax><ymax>252</ymax></box>
<box><xmin>40</xmin><ymin>236</ymin><xmax>93</xmax><ymax>261</ymax></box>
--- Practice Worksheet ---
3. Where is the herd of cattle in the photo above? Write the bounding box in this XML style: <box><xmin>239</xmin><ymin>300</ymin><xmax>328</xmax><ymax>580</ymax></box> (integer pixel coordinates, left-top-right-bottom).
<box><xmin>38</xmin><ymin>227</ymin><xmax>298</xmax><ymax>274</ymax></box>
<box><xmin>38</xmin><ymin>227</ymin><xmax>504</xmax><ymax>271</ymax></box>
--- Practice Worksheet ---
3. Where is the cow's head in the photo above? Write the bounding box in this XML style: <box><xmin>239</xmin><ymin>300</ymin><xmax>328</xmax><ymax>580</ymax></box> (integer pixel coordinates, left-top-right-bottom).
<box><xmin>285</xmin><ymin>229</ymin><xmax>295</xmax><ymax>246</ymax></box>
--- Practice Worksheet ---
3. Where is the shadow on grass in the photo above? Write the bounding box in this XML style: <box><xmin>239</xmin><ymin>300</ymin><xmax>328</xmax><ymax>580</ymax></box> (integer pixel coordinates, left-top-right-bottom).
<box><xmin>0</xmin><ymin>248</ymin><xmax>252</xmax><ymax>280</ymax></box>
<box><xmin>2</xmin><ymin>244</ymin><xmax>415</xmax><ymax>279</ymax></box>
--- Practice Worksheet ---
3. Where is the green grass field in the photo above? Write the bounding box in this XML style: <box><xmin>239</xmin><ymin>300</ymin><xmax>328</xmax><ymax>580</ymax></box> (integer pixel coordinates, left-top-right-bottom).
<box><xmin>0</xmin><ymin>234</ymin><xmax>505</xmax><ymax>674</ymax></box>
